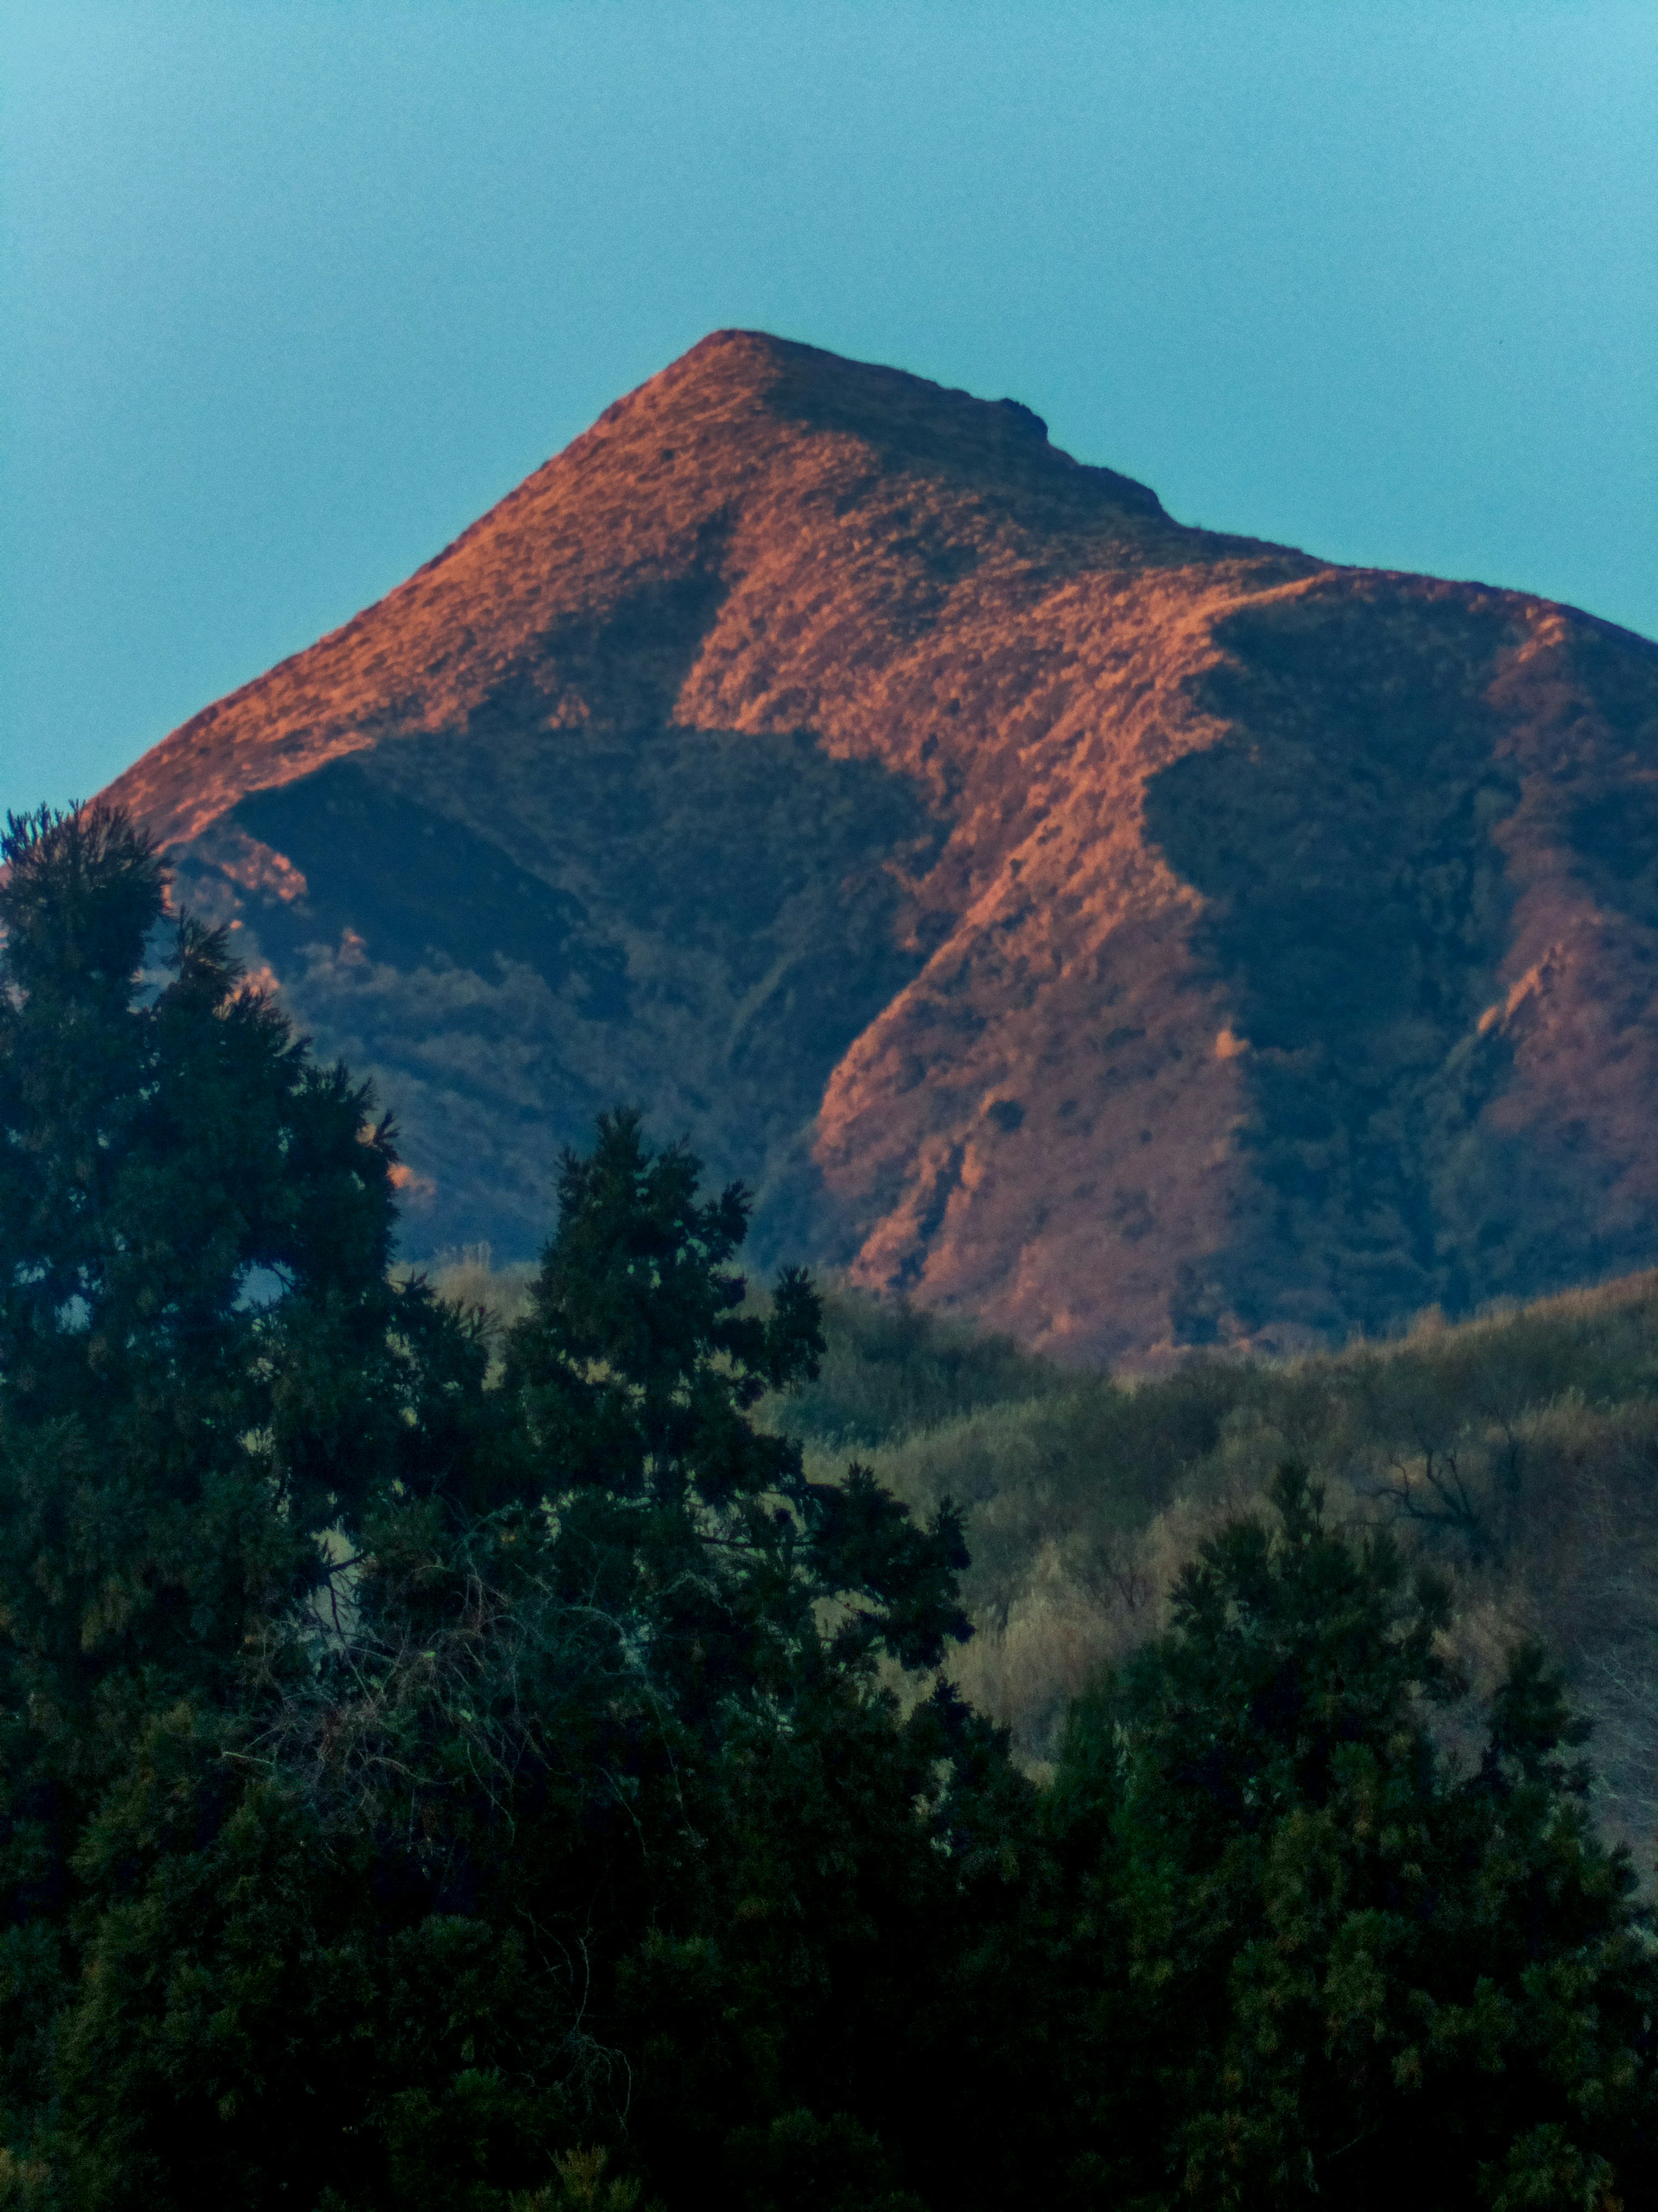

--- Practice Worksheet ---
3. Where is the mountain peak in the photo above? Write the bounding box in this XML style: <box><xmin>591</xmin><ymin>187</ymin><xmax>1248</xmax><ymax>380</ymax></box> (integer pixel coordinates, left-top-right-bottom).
<box><xmin>99</xmin><ymin>340</ymin><xmax>1658</xmax><ymax>1363</ymax></box>
<box><xmin>576</xmin><ymin>327</ymin><xmax>1158</xmax><ymax>516</ymax></box>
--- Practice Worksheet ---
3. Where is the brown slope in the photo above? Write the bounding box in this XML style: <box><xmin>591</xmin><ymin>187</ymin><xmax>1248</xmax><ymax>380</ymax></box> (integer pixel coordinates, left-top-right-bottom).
<box><xmin>101</xmin><ymin>330</ymin><xmax>1658</xmax><ymax>1364</ymax></box>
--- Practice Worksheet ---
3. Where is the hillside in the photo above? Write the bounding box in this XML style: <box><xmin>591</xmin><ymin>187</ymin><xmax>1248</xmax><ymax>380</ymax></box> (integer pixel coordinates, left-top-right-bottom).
<box><xmin>434</xmin><ymin>1247</ymin><xmax>1658</xmax><ymax>1849</ymax></box>
<box><xmin>797</xmin><ymin>1275</ymin><xmax>1658</xmax><ymax>1847</ymax></box>
<box><xmin>101</xmin><ymin>331</ymin><xmax>1658</xmax><ymax>1364</ymax></box>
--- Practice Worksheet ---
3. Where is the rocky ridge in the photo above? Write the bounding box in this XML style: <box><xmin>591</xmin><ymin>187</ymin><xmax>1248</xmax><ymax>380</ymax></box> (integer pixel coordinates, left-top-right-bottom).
<box><xmin>102</xmin><ymin>331</ymin><xmax>1658</xmax><ymax>1362</ymax></box>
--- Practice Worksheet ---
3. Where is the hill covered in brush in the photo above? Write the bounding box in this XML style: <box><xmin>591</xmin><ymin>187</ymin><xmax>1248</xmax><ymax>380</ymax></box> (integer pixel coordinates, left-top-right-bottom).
<box><xmin>435</xmin><ymin>1247</ymin><xmax>1658</xmax><ymax>1850</ymax></box>
<box><xmin>98</xmin><ymin>331</ymin><xmax>1658</xmax><ymax>1364</ymax></box>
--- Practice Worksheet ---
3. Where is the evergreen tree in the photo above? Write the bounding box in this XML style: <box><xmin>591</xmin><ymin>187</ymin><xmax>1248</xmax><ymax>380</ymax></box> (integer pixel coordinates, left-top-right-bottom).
<box><xmin>502</xmin><ymin>1108</ymin><xmax>973</xmax><ymax>1720</ymax></box>
<box><xmin>0</xmin><ymin>811</ymin><xmax>1019</xmax><ymax>2211</ymax></box>
<box><xmin>42</xmin><ymin>1107</ymin><xmax>1011</xmax><ymax>2212</ymax></box>
<box><xmin>0</xmin><ymin>805</ymin><xmax>497</xmax><ymax>2198</ymax></box>
<box><xmin>1049</xmin><ymin>1464</ymin><xmax>1658</xmax><ymax>2209</ymax></box>
<box><xmin>0</xmin><ymin>802</ymin><xmax>449</xmax><ymax>1717</ymax></box>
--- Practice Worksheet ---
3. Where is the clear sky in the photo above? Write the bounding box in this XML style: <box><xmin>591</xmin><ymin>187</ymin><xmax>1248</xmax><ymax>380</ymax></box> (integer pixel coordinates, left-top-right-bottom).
<box><xmin>2</xmin><ymin>1</ymin><xmax>1653</xmax><ymax>823</ymax></box>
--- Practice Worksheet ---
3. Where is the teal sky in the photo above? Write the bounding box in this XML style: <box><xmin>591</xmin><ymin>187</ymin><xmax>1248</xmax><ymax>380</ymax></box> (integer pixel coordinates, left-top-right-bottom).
<box><xmin>2</xmin><ymin>2</ymin><xmax>1653</xmax><ymax>822</ymax></box>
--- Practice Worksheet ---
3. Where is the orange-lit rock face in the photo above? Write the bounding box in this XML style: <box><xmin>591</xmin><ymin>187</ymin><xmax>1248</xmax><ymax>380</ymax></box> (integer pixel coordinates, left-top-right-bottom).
<box><xmin>102</xmin><ymin>331</ymin><xmax>1658</xmax><ymax>1363</ymax></box>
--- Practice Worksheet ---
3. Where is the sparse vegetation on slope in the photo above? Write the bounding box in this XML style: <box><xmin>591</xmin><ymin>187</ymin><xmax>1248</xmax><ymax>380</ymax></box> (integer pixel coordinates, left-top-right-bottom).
<box><xmin>765</xmin><ymin>1275</ymin><xmax>1658</xmax><ymax>1849</ymax></box>
<box><xmin>417</xmin><ymin>1252</ymin><xmax>1658</xmax><ymax>1845</ymax></box>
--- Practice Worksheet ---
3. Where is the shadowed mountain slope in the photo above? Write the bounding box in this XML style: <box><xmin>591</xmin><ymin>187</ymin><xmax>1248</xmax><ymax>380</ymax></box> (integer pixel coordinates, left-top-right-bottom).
<box><xmin>101</xmin><ymin>331</ymin><xmax>1658</xmax><ymax>1362</ymax></box>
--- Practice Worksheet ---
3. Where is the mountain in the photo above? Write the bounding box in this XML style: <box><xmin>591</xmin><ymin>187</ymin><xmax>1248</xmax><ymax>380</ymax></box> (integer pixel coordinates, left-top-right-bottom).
<box><xmin>100</xmin><ymin>330</ymin><xmax>1658</xmax><ymax>1364</ymax></box>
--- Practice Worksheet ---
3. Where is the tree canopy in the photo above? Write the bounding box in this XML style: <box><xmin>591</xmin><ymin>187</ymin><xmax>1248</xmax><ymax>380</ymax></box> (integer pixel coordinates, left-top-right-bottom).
<box><xmin>1047</xmin><ymin>1465</ymin><xmax>1657</xmax><ymax>2208</ymax></box>
<box><xmin>0</xmin><ymin>804</ymin><xmax>1653</xmax><ymax>2212</ymax></box>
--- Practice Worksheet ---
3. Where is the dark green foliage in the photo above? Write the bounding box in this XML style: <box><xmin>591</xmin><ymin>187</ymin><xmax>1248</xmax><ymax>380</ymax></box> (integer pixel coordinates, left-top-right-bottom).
<box><xmin>1048</xmin><ymin>1465</ymin><xmax>1658</xmax><ymax>2209</ymax></box>
<box><xmin>0</xmin><ymin>804</ymin><xmax>424</xmax><ymax>1711</ymax></box>
<box><xmin>0</xmin><ymin>814</ymin><xmax>1004</xmax><ymax>2209</ymax></box>
<box><xmin>502</xmin><ymin>1113</ymin><xmax>969</xmax><ymax>1712</ymax></box>
<box><xmin>2</xmin><ymin>805</ymin><xmax>1655</xmax><ymax>2212</ymax></box>
<box><xmin>0</xmin><ymin>807</ymin><xmax>515</xmax><ymax>2196</ymax></box>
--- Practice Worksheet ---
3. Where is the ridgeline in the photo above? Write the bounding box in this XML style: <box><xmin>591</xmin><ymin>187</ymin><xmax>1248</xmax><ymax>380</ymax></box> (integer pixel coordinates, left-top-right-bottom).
<box><xmin>98</xmin><ymin>332</ymin><xmax>1658</xmax><ymax>1365</ymax></box>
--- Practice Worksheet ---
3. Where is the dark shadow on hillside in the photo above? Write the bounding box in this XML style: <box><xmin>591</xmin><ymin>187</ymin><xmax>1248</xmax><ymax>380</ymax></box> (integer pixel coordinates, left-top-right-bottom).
<box><xmin>228</xmin><ymin>717</ymin><xmax>949</xmax><ymax>1270</ymax></box>
<box><xmin>236</xmin><ymin>764</ymin><xmax>630</xmax><ymax>1016</ymax></box>
<box><xmin>1144</xmin><ymin>588</ymin><xmax>1535</xmax><ymax>1343</ymax></box>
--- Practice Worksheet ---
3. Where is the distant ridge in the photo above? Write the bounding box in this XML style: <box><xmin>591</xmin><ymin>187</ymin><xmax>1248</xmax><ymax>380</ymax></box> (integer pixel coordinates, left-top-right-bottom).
<box><xmin>101</xmin><ymin>330</ymin><xmax>1658</xmax><ymax>1363</ymax></box>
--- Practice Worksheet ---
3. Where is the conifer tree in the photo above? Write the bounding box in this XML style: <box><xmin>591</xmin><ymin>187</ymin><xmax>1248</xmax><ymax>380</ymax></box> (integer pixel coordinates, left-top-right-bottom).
<box><xmin>0</xmin><ymin>811</ymin><xmax>1014</xmax><ymax>2212</ymax></box>
<box><xmin>0</xmin><ymin>804</ymin><xmax>492</xmax><ymax>2193</ymax></box>
<box><xmin>0</xmin><ymin>803</ymin><xmax>406</xmax><ymax>1692</ymax></box>
<box><xmin>503</xmin><ymin>1108</ymin><xmax>973</xmax><ymax>1723</ymax></box>
<box><xmin>1049</xmin><ymin>1464</ymin><xmax>1658</xmax><ymax>2209</ymax></box>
